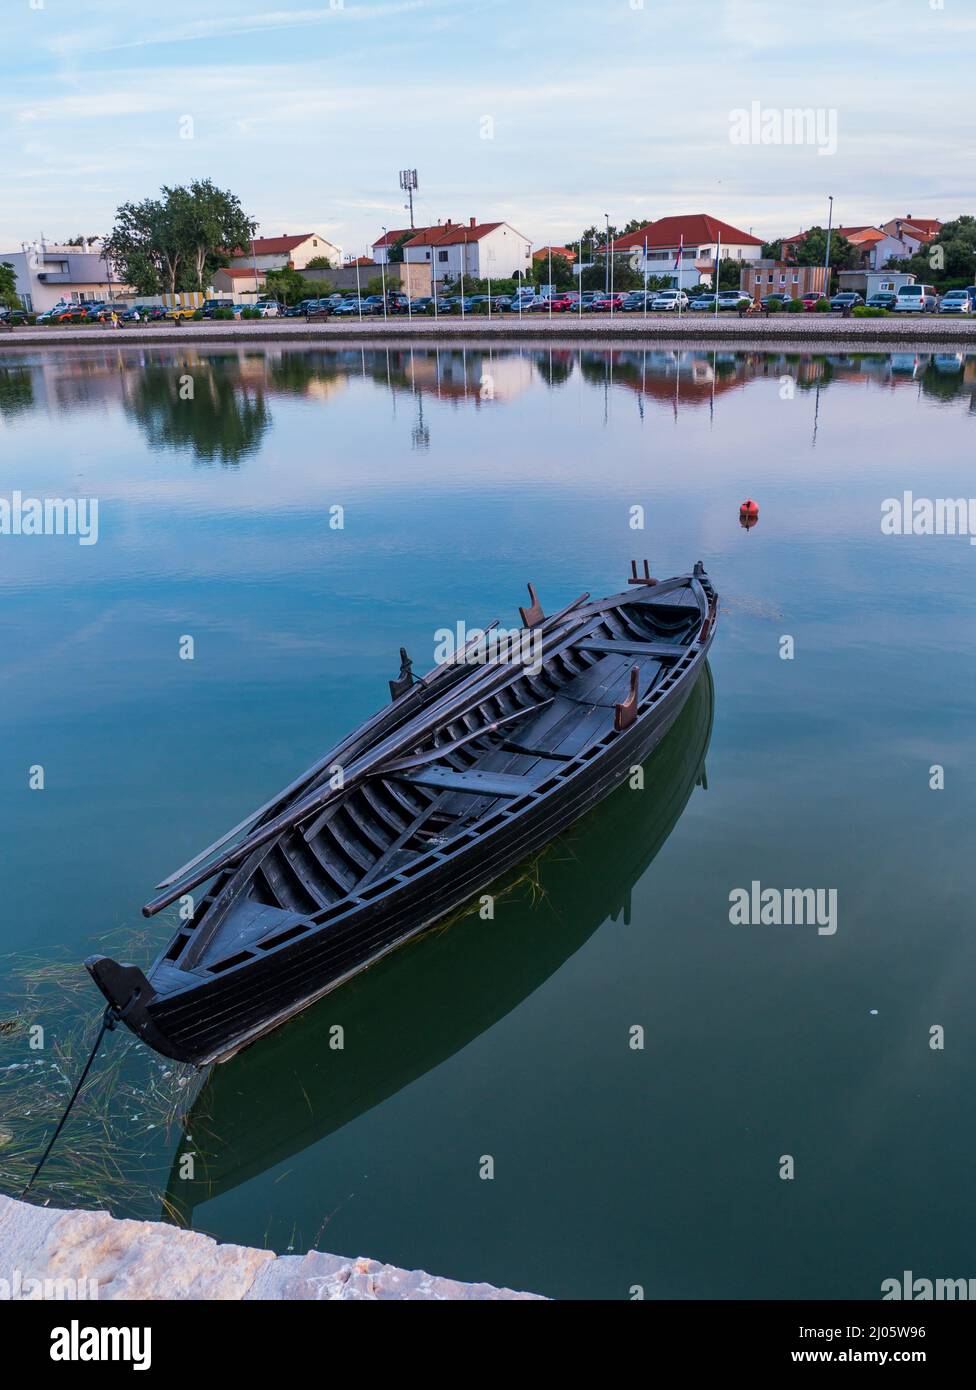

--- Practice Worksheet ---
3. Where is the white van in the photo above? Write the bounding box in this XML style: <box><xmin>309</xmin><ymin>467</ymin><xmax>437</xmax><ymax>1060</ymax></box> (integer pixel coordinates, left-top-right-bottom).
<box><xmin>893</xmin><ymin>284</ymin><xmax>939</xmax><ymax>312</ymax></box>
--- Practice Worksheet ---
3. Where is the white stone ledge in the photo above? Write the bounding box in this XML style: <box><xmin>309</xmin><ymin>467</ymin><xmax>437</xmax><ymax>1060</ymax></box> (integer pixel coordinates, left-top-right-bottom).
<box><xmin>0</xmin><ymin>1194</ymin><xmax>543</xmax><ymax>1301</ymax></box>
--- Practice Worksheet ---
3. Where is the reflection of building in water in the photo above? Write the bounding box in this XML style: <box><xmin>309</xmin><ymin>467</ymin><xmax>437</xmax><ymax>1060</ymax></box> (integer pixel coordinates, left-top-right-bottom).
<box><xmin>403</xmin><ymin>346</ymin><xmax>535</xmax><ymax>404</ymax></box>
<box><xmin>4</xmin><ymin>347</ymin><xmax>976</xmax><ymax>444</ymax></box>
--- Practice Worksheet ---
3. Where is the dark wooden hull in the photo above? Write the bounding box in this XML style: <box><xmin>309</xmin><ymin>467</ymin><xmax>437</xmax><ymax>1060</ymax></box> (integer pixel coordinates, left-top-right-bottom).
<box><xmin>87</xmin><ymin>568</ymin><xmax>718</xmax><ymax>1066</ymax></box>
<box><xmin>163</xmin><ymin>664</ymin><xmax>714</xmax><ymax>1222</ymax></box>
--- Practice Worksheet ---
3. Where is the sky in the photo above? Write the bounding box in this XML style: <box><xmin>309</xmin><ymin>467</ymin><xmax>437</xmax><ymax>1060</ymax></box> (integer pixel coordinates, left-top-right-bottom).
<box><xmin>1</xmin><ymin>0</ymin><xmax>972</xmax><ymax>256</ymax></box>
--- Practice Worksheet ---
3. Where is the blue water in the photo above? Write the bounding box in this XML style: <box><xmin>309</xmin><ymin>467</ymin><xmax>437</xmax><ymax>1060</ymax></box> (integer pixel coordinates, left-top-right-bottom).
<box><xmin>1</xmin><ymin>343</ymin><xmax>974</xmax><ymax>1298</ymax></box>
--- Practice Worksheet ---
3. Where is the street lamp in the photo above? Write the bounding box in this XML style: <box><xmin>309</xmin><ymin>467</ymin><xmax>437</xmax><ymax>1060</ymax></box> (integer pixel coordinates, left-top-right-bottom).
<box><xmin>380</xmin><ymin>225</ymin><xmax>389</xmax><ymax>320</ymax></box>
<box><xmin>823</xmin><ymin>195</ymin><xmax>834</xmax><ymax>299</ymax></box>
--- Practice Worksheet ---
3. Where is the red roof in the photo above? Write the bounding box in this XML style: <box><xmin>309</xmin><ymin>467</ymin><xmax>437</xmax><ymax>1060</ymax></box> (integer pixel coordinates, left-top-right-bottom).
<box><xmin>246</xmin><ymin>234</ymin><xmax>315</xmax><ymax>256</ymax></box>
<box><xmin>898</xmin><ymin>217</ymin><xmax>941</xmax><ymax>232</ymax></box>
<box><xmin>405</xmin><ymin>221</ymin><xmax>508</xmax><ymax>247</ymax></box>
<box><xmin>220</xmin><ymin>267</ymin><xmax>261</xmax><ymax>278</ymax></box>
<box><xmin>534</xmin><ymin>246</ymin><xmax>576</xmax><ymax>261</ymax></box>
<box><xmin>371</xmin><ymin>227</ymin><xmax>428</xmax><ymax>249</ymax></box>
<box><xmin>613</xmin><ymin>215</ymin><xmax>762</xmax><ymax>250</ymax></box>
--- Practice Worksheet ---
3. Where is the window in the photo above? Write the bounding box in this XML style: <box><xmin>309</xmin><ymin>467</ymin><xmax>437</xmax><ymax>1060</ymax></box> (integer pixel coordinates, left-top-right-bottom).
<box><xmin>780</xmin><ymin>274</ymin><xmax>786</xmax><ymax>285</ymax></box>
<box><xmin>438</xmin><ymin>250</ymin><xmax>448</xmax><ymax>263</ymax></box>
<box><xmin>792</xmin><ymin>273</ymin><xmax>799</xmax><ymax>283</ymax></box>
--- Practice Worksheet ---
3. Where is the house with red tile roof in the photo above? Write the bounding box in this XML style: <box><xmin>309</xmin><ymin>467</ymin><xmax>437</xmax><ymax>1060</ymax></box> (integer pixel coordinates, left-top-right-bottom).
<box><xmin>401</xmin><ymin>218</ymin><xmax>532</xmax><ymax>283</ymax></box>
<box><xmin>880</xmin><ymin>217</ymin><xmax>942</xmax><ymax>257</ymax></box>
<box><xmin>611</xmin><ymin>215</ymin><xmax>762</xmax><ymax>289</ymax></box>
<box><xmin>371</xmin><ymin>227</ymin><xmax>431</xmax><ymax>265</ymax></box>
<box><xmin>782</xmin><ymin>220</ymin><xmax>936</xmax><ymax>271</ymax></box>
<box><xmin>227</xmin><ymin>233</ymin><xmax>341</xmax><ymax>274</ymax></box>
<box><xmin>533</xmin><ymin>246</ymin><xmax>576</xmax><ymax>263</ymax></box>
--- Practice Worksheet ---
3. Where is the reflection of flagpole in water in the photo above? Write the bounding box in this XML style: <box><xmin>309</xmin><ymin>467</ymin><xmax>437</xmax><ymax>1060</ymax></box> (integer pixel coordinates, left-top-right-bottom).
<box><xmin>710</xmin><ymin>348</ymin><xmax>716</xmax><ymax>426</ymax></box>
<box><xmin>812</xmin><ymin>380</ymin><xmax>821</xmax><ymax>447</ymax></box>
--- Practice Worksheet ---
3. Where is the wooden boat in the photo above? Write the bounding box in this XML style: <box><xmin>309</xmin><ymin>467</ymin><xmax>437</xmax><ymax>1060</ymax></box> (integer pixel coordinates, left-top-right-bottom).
<box><xmin>162</xmin><ymin>665</ymin><xmax>714</xmax><ymax>1224</ymax></box>
<box><xmin>87</xmin><ymin>562</ymin><xmax>718</xmax><ymax>1066</ymax></box>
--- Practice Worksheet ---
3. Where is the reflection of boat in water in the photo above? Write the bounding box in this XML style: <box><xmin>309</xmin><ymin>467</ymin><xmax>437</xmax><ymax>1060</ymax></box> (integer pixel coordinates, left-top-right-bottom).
<box><xmin>163</xmin><ymin>664</ymin><xmax>715</xmax><ymax>1225</ymax></box>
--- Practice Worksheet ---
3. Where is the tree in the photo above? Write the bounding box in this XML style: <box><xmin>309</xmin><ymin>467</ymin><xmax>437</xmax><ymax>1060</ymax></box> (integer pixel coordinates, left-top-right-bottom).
<box><xmin>62</xmin><ymin>235</ymin><xmax>102</xmax><ymax>247</ymax></box>
<box><xmin>0</xmin><ymin>261</ymin><xmax>19</xmax><ymax>309</ymax></box>
<box><xmin>761</xmin><ymin>239</ymin><xmax>783</xmax><ymax>260</ymax></box>
<box><xmin>386</xmin><ymin>233</ymin><xmax>412</xmax><ymax>265</ymax></box>
<box><xmin>104</xmin><ymin>181</ymin><xmax>256</xmax><ymax>294</ymax></box>
<box><xmin>304</xmin><ymin>255</ymin><xmax>334</xmax><ymax>271</ymax></box>
<box><xmin>793</xmin><ymin>226</ymin><xmax>859</xmax><ymax>271</ymax></box>
<box><xmin>165</xmin><ymin>179</ymin><xmax>256</xmax><ymax>291</ymax></box>
<box><xmin>264</xmin><ymin>266</ymin><xmax>328</xmax><ymax>305</ymax></box>
<box><xmin>531</xmin><ymin>253</ymin><xmax>575</xmax><ymax>289</ymax></box>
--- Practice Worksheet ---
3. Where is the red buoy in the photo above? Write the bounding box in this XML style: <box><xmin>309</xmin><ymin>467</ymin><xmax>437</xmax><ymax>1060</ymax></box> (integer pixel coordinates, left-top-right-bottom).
<box><xmin>739</xmin><ymin>498</ymin><xmax>759</xmax><ymax>518</ymax></box>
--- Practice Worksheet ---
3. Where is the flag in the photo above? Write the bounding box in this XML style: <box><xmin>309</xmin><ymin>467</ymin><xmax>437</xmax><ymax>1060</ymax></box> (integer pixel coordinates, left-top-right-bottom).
<box><xmin>674</xmin><ymin>233</ymin><xmax>683</xmax><ymax>271</ymax></box>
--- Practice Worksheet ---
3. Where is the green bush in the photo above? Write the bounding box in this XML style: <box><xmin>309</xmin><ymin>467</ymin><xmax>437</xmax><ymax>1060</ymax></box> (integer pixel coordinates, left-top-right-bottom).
<box><xmin>241</xmin><ymin>307</ymin><xmax>260</xmax><ymax>319</ymax></box>
<box><xmin>192</xmin><ymin>309</ymin><xmax>203</xmax><ymax>321</ymax></box>
<box><xmin>813</xmin><ymin>298</ymin><xmax>831</xmax><ymax>312</ymax></box>
<box><xmin>852</xmin><ymin>306</ymin><xmax>889</xmax><ymax>317</ymax></box>
<box><xmin>785</xmin><ymin>299</ymin><xmax>803</xmax><ymax>313</ymax></box>
<box><xmin>766</xmin><ymin>297</ymin><xmax>782</xmax><ymax>313</ymax></box>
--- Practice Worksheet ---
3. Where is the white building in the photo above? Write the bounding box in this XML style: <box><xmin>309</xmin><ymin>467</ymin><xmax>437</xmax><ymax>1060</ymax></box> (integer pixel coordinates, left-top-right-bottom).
<box><xmin>227</xmin><ymin>233</ymin><xmax>341</xmax><ymax>273</ymax></box>
<box><xmin>612</xmin><ymin>215</ymin><xmax>763</xmax><ymax>289</ymax></box>
<box><xmin>400</xmin><ymin>220</ymin><xmax>532</xmax><ymax>283</ymax></box>
<box><xmin>2</xmin><ymin>239</ymin><xmax>125</xmax><ymax>313</ymax></box>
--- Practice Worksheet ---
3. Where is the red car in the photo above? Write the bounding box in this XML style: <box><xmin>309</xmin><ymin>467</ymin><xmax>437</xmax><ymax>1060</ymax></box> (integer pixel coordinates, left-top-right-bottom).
<box><xmin>588</xmin><ymin>294</ymin><xmax>625</xmax><ymax>312</ymax></box>
<box><xmin>801</xmin><ymin>292</ymin><xmax>827</xmax><ymax>312</ymax></box>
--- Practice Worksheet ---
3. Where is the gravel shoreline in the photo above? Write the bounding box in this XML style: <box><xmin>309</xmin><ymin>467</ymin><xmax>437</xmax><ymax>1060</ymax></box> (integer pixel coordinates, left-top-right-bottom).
<box><xmin>3</xmin><ymin>314</ymin><xmax>976</xmax><ymax>353</ymax></box>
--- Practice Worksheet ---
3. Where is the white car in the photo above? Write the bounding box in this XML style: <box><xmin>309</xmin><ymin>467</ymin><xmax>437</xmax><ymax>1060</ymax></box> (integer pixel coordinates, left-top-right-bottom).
<box><xmin>651</xmin><ymin>290</ymin><xmax>689</xmax><ymax>312</ymax></box>
<box><xmin>892</xmin><ymin>284</ymin><xmax>939</xmax><ymax>312</ymax></box>
<box><xmin>937</xmin><ymin>290</ymin><xmax>972</xmax><ymax>314</ymax></box>
<box><xmin>717</xmin><ymin>290</ymin><xmax>751</xmax><ymax>309</ymax></box>
<box><xmin>254</xmin><ymin>299</ymin><xmax>280</xmax><ymax>318</ymax></box>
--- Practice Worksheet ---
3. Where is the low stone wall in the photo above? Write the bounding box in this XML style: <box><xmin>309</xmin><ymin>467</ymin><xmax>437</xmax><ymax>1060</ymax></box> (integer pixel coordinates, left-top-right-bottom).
<box><xmin>3</xmin><ymin>314</ymin><xmax>976</xmax><ymax>352</ymax></box>
<box><xmin>0</xmin><ymin>1194</ymin><xmax>542</xmax><ymax>1300</ymax></box>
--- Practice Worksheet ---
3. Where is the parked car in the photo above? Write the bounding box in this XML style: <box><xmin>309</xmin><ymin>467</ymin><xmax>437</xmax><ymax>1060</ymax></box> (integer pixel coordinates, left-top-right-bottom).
<box><xmin>865</xmin><ymin>292</ymin><xmax>897</xmax><ymax>310</ymax></box>
<box><xmin>652</xmin><ymin>290</ymin><xmax>690</xmax><ymax>312</ymax></box>
<box><xmin>760</xmin><ymin>293</ymin><xmax>792</xmax><ymax>308</ymax></box>
<box><xmin>829</xmin><ymin>292</ymin><xmax>864</xmax><ymax>311</ymax></box>
<box><xmin>622</xmin><ymin>292</ymin><xmax>655</xmax><ymax>311</ymax></box>
<box><xmin>360</xmin><ymin>295</ymin><xmax>387</xmax><ymax>315</ymax></box>
<box><xmin>587</xmin><ymin>294</ymin><xmax>625</xmax><ymax>312</ymax></box>
<box><xmin>331</xmin><ymin>299</ymin><xmax>360</xmax><ymax>316</ymax></box>
<box><xmin>0</xmin><ymin>307</ymin><xmax>30</xmax><ymax>326</ymax></box>
<box><xmin>937</xmin><ymin>289</ymin><xmax>973</xmax><ymax>314</ymax></box>
<box><xmin>801</xmin><ymin>292</ymin><xmax>828</xmax><ymax>312</ymax></box>
<box><xmin>893</xmin><ymin>284</ymin><xmax>939</xmax><ymax>312</ymax></box>
<box><xmin>491</xmin><ymin>295</ymin><xmax>513</xmax><ymax>310</ymax></box>
<box><xmin>717</xmin><ymin>290</ymin><xmax>751</xmax><ymax>310</ymax></box>
<box><xmin>690</xmin><ymin>293</ymin><xmax>716</xmax><ymax>310</ymax></box>
<box><xmin>529</xmin><ymin>293</ymin><xmax>572</xmax><ymax>312</ymax></box>
<box><xmin>253</xmin><ymin>299</ymin><xmax>280</xmax><ymax>318</ymax></box>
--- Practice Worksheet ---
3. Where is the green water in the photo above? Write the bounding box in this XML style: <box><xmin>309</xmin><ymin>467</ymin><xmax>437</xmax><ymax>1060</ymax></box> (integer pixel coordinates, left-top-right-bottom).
<box><xmin>1</xmin><ymin>343</ymin><xmax>974</xmax><ymax>1298</ymax></box>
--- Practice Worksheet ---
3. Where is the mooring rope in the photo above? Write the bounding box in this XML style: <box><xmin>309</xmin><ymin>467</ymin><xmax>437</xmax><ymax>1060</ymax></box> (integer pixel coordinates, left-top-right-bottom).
<box><xmin>21</xmin><ymin>1004</ymin><xmax>120</xmax><ymax>1198</ymax></box>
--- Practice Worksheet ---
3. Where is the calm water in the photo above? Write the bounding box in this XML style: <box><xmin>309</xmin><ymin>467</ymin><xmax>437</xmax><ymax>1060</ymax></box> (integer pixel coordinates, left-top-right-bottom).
<box><xmin>1</xmin><ymin>342</ymin><xmax>974</xmax><ymax>1299</ymax></box>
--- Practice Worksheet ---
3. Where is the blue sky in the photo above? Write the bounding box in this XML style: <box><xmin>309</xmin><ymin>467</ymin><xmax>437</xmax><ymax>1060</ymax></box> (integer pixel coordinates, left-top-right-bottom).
<box><xmin>1</xmin><ymin>0</ymin><xmax>971</xmax><ymax>255</ymax></box>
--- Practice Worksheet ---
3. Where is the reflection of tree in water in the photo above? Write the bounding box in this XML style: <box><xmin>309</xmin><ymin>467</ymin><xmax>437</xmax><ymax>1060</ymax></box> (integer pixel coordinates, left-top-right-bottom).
<box><xmin>534</xmin><ymin>351</ymin><xmax>575</xmax><ymax>387</ymax></box>
<box><xmin>268</xmin><ymin>352</ymin><xmax>344</xmax><ymax>395</ymax></box>
<box><xmin>124</xmin><ymin>362</ymin><xmax>270</xmax><ymax>465</ymax></box>
<box><xmin>920</xmin><ymin>358</ymin><xmax>968</xmax><ymax>402</ymax></box>
<box><xmin>0</xmin><ymin>366</ymin><xmax>34</xmax><ymax>419</ymax></box>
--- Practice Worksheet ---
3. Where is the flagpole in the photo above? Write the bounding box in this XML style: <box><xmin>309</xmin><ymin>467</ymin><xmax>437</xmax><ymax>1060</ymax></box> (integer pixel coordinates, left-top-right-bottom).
<box><xmin>643</xmin><ymin>236</ymin><xmax>648</xmax><ymax>318</ymax></box>
<box><xmin>677</xmin><ymin>232</ymin><xmax>683</xmax><ymax>318</ymax></box>
<box><xmin>714</xmin><ymin>232</ymin><xmax>721</xmax><ymax>319</ymax></box>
